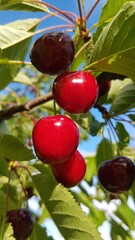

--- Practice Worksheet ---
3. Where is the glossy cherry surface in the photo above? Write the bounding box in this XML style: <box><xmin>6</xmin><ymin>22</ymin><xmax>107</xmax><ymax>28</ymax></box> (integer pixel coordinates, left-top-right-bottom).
<box><xmin>30</xmin><ymin>32</ymin><xmax>75</xmax><ymax>75</ymax></box>
<box><xmin>32</xmin><ymin>115</ymin><xmax>79</xmax><ymax>164</ymax></box>
<box><xmin>98</xmin><ymin>156</ymin><xmax>135</xmax><ymax>193</ymax></box>
<box><xmin>98</xmin><ymin>80</ymin><xmax>111</xmax><ymax>97</ymax></box>
<box><xmin>7</xmin><ymin>208</ymin><xmax>34</xmax><ymax>240</ymax></box>
<box><xmin>53</xmin><ymin>71</ymin><xmax>99</xmax><ymax>114</ymax></box>
<box><xmin>51</xmin><ymin>150</ymin><xmax>86</xmax><ymax>188</ymax></box>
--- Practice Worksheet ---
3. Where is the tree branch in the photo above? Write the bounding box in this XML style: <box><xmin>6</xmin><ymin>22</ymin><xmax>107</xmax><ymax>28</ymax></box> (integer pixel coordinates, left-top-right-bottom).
<box><xmin>0</xmin><ymin>92</ymin><xmax>53</xmax><ymax>123</ymax></box>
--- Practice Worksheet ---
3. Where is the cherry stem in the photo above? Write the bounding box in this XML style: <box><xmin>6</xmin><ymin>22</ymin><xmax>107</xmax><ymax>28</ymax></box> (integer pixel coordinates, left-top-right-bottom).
<box><xmin>86</xmin><ymin>0</ymin><xmax>100</xmax><ymax>20</ymax></box>
<box><xmin>25</xmin><ymin>0</ymin><xmax>76</xmax><ymax>25</ymax></box>
<box><xmin>13</xmin><ymin>168</ymin><xmax>29</xmax><ymax>204</ymax></box>
<box><xmin>77</xmin><ymin>0</ymin><xmax>83</xmax><ymax>25</ymax></box>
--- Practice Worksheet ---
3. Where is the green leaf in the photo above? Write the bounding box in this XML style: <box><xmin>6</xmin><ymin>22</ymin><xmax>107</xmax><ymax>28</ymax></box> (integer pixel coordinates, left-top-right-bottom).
<box><xmin>0</xmin><ymin>135</ymin><xmax>35</xmax><ymax>161</ymax></box>
<box><xmin>3</xmin><ymin>223</ymin><xmax>15</xmax><ymax>240</ymax></box>
<box><xmin>0</xmin><ymin>0</ymin><xmax>49</xmax><ymax>12</ymax></box>
<box><xmin>30</xmin><ymin>222</ymin><xmax>53</xmax><ymax>240</ymax></box>
<box><xmin>85</xmin><ymin>156</ymin><xmax>97</xmax><ymax>182</ymax></box>
<box><xmin>116</xmin><ymin>203</ymin><xmax>135</xmax><ymax>229</ymax></box>
<box><xmin>0</xmin><ymin>189</ymin><xmax>16</xmax><ymax>216</ymax></box>
<box><xmin>96</xmin><ymin>138</ymin><xmax>114</xmax><ymax>166</ymax></box>
<box><xmin>0</xmin><ymin>154</ymin><xmax>8</xmax><ymax>176</ymax></box>
<box><xmin>128</xmin><ymin>114</ymin><xmax>135</xmax><ymax>121</ymax></box>
<box><xmin>111</xmin><ymin>219</ymin><xmax>133</xmax><ymax>240</ymax></box>
<box><xmin>89</xmin><ymin>2</ymin><xmax>135</xmax><ymax>81</ymax></box>
<box><xmin>69</xmin><ymin>112</ymin><xmax>102</xmax><ymax>136</ymax></box>
<box><xmin>116</xmin><ymin>122</ymin><xmax>130</xmax><ymax>150</ymax></box>
<box><xmin>32</xmin><ymin>173</ymin><xmax>102</xmax><ymax>240</ymax></box>
<box><xmin>93</xmin><ymin>0</ymin><xmax>133</xmax><ymax>43</ymax></box>
<box><xmin>0</xmin><ymin>18</ymin><xmax>40</xmax><ymax>89</ymax></box>
<box><xmin>107</xmin><ymin>78</ymin><xmax>132</xmax><ymax>101</ymax></box>
<box><xmin>110</xmin><ymin>82</ymin><xmax>135</xmax><ymax>115</ymax></box>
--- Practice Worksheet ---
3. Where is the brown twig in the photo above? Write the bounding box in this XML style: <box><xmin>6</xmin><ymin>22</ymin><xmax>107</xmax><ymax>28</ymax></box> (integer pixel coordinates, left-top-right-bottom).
<box><xmin>0</xmin><ymin>92</ymin><xmax>53</xmax><ymax>122</ymax></box>
<box><xmin>86</xmin><ymin>0</ymin><xmax>100</xmax><ymax>20</ymax></box>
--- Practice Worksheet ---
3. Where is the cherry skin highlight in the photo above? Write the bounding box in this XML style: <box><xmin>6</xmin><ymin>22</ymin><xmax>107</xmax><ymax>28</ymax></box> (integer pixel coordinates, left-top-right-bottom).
<box><xmin>98</xmin><ymin>80</ymin><xmax>111</xmax><ymax>97</ymax></box>
<box><xmin>53</xmin><ymin>71</ymin><xmax>99</xmax><ymax>114</ymax></box>
<box><xmin>98</xmin><ymin>156</ymin><xmax>135</xmax><ymax>193</ymax></box>
<box><xmin>7</xmin><ymin>208</ymin><xmax>34</xmax><ymax>240</ymax></box>
<box><xmin>32</xmin><ymin>115</ymin><xmax>79</xmax><ymax>164</ymax></box>
<box><xmin>30</xmin><ymin>32</ymin><xmax>75</xmax><ymax>75</ymax></box>
<box><xmin>51</xmin><ymin>150</ymin><xmax>86</xmax><ymax>188</ymax></box>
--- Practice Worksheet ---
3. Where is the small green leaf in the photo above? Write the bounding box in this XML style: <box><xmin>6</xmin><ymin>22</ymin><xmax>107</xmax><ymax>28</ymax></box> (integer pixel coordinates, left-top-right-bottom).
<box><xmin>32</xmin><ymin>173</ymin><xmax>102</xmax><ymax>240</ymax></box>
<box><xmin>0</xmin><ymin>0</ymin><xmax>49</xmax><ymax>12</ymax></box>
<box><xmin>110</xmin><ymin>82</ymin><xmax>135</xmax><ymax>115</ymax></box>
<box><xmin>85</xmin><ymin>156</ymin><xmax>97</xmax><ymax>182</ymax></box>
<box><xmin>116</xmin><ymin>122</ymin><xmax>130</xmax><ymax>150</ymax></box>
<box><xmin>30</xmin><ymin>222</ymin><xmax>53</xmax><ymax>240</ymax></box>
<box><xmin>116</xmin><ymin>203</ymin><xmax>135</xmax><ymax>229</ymax></box>
<box><xmin>96</xmin><ymin>138</ymin><xmax>114</xmax><ymax>166</ymax></box>
<box><xmin>0</xmin><ymin>135</ymin><xmax>35</xmax><ymax>161</ymax></box>
<box><xmin>111</xmin><ymin>220</ymin><xmax>133</xmax><ymax>239</ymax></box>
<box><xmin>3</xmin><ymin>223</ymin><xmax>15</xmax><ymax>240</ymax></box>
<box><xmin>0</xmin><ymin>189</ymin><xmax>16</xmax><ymax>216</ymax></box>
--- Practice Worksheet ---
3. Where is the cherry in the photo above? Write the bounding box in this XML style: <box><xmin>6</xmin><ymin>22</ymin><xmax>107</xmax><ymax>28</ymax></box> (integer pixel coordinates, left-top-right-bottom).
<box><xmin>53</xmin><ymin>71</ymin><xmax>99</xmax><ymax>114</ymax></box>
<box><xmin>30</xmin><ymin>32</ymin><xmax>75</xmax><ymax>75</ymax></box>
<box><xmin>98</xmin><ymin>80</ymin><xmax>111</xmax><ymax>97</ymax></box>
<box><xmin>32</xmin><ymin>115</ymin><xmax>79</xmax><ymax>164</ymax></box>
<box><xmin>98</xmin><ymin>156</ymin><xmax>135</xmax><ymax>193</ymax></box>
<box><xmin>7</xmin><ymin>208</ymin><xmax>34</xmax><ymax>240</ymax></box>
<box><xmin>51</xmin><ymin>150</ymin><xmax>86</xmax><ymax>188</ymax></box>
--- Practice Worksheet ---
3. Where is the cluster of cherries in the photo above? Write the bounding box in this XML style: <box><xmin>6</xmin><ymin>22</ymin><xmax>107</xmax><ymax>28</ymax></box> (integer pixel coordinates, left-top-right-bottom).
<box><xmin>6</xmin><ymin>31</ymin><xmax>135</xmax><ymax>240</ymax></box>
<box><xmin>30</xmin><ymin>32</ymin><xmax>135</xmax><ymax>192</ymax></box>
<box><xmin>30</xmin><ymin>32</ymin><xmax>99</xmax><ymax>188</ymax></box>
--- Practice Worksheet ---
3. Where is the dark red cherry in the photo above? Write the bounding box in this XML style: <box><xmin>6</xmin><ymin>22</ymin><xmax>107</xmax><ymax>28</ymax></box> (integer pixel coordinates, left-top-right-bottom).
<box><xmin>53</xmin><ymin>71</ymin><xmax>99</xmax><ymax>114</ymax></box>
<box><xmin>30</xmin><ymin>32</ymin><xmax>75</xmax><ymax>75</ymax></box>
<box><xmin>98</xmin><ymin>156</ymin><xmax>135</xmax><ymax>193</ymax></box>
<box><xmin>7</xmin><ymin>208</ymin><xmax>34</xmax><ymax>240</ymax></box>
<box><xmin>51</xmin><ymin>150</ymin><xmax>86</xmax><ymax>188</ymax></box>
<box><xmin>98</xmin><ymin>80</ymin><xmax>111</xmax><ymax>97</ymax></box>
<box><xmin>32</xmin><ymin>115</ymin><xmax>79</xmax><ymax>164</ymax></box>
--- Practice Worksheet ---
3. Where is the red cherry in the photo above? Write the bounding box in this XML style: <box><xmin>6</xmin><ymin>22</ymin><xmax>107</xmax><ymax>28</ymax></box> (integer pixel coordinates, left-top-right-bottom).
<box><xmin>30</xmin><ymin>32</ymin><xmax>75</xmax><ymax>75</ymax></box>
<box><xmin>98</xmin><ymin>156</ymin><xmax>135</xmax><ymax>193</ymax></box>
<box><xmin>51</xmin><ymin>150</ymin><xmax>86</xmax><ymax>188</ymax></box>
<box><xmin>32</xmin><ymin>115</ymin><xmax>79</xmax><ymax>164</ymax></box>
<box><xmin>7</xmin><ymin>208</ymin><xmax>34</xmax><ymax>240</ymax></box>
<box><xmin>53</xmin><ymin>71</ymin><xmax>99</xmax><ymax>114</ymax></box>
<box><xmin>98</xmin><ymin>80</ymin><xmax>111</xmax><ymax>97</ymax></box>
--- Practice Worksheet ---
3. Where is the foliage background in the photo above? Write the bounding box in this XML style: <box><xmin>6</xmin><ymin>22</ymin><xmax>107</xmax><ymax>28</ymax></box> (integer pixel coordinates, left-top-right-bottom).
<box><xmin>0</xmin><ymin>0</ymin><xmax>135</xmax><ymax>240</ymax></box>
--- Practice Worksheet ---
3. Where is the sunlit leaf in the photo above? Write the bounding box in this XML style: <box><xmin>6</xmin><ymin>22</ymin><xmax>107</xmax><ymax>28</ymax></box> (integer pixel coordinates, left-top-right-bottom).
<box><xmin>32</xmin><ymin>173</ymin><xmax>102</xmax><ymax>240</ymax></box>
<box><xmin>110</xmin><ymin>82</ymin><xmax>135</xmax><ymax>115</ymax></box>
<box><xmin>116</xmin><ymin>122</ymin><xmax>130</xmax><ymax>150</ymax></box>
<box><xmin>0</xmin><ymin>0</ymin><xmax>49</xmax><ymax>12</ymax></box>
<box><xmin>89</xmin><ymin>2</ymin><xmax>135</xmax><ymax>82</ymax></box>
<box><xmin>96</xmin><ymin>138</ymin><xmax>114</xmax><ymax>166</ymax></box>
<box><xmin>93</xmin><ymin>0</ymin><xmax>133</xmax><ymax>43</ymax></box>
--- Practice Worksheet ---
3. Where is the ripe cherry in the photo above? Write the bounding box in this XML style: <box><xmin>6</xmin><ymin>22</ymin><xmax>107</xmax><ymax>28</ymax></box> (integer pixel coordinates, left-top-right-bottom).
<box><xmin>32</xmin><ymin>115</ymin><xmax>79</xmax><ymax>164</ymax></box>
<box><xmin>98</xmin><ymin>80</ymin><xmax>111</xmax><ymax>97</ymax></box>
<box><xmin>51</xmin><ymin>150</ymin><xmax>86</xmax><ymax>188</ymax></box>
<box><xmin>7</xmin><ymin>208</ymin><xmax>34</xmax><ymax>240</ymax></box>
<box><xmin>53</xmin><ymin>71</ymin><xmax>99</xmax><ymax>114</ymax></box>
<box><xmin>98</xmin><ymin>156</ymin><xmax>135</xmax><ymax>193</ymax></box>
<box><xmin>30</xmin><ymin>32</ymin><xmax>75</xmax><ymax>75</ymax></box>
